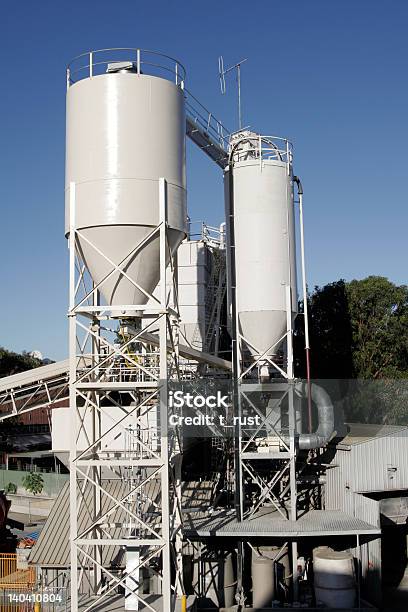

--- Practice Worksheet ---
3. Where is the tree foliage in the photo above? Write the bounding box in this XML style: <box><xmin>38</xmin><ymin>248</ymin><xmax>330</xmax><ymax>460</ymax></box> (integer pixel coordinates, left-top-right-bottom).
<box><xmin>296</xmin><ymin>276</ymin><xmax>408</xmax><ymax>381</ymax></box>
<box><xmin>22</xmin><ymin>472</ymin><xmax>44</xmax><ymax>496</ymax></box>
<box><xmin>295</xmin><ymin>276</ymin><xmax>408</xmax><ymax>425</ymax></box>
<box><xmin>346</xmin><ymin>276</ymin><xmax>408</xmax><ymax>379</ymax></box>
<box><xmin>0</xmin><ymin>347</ymin><xmax>42</xmax><ymax>378</ymax></box>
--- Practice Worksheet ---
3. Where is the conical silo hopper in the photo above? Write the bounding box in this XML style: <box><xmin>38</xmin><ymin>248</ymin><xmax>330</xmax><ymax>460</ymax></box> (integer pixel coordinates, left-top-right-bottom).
<box><xmin>65</xmin><ymin>55</ymin><xmax>187</xmax><ymax>307</ymax></box>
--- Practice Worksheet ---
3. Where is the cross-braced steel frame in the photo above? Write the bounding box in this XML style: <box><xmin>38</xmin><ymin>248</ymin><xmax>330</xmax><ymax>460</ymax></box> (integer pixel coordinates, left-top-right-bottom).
<box><xmin>234</xmin><ymin>286</ymin><xmax>297</xmax><ymax>524</ymax></box>
<box><xmin>68</xmin><ymin>178</ymin><xmax>183</xmax><ymax>611</ymax></box>
<box><xmin>226</xmin><ymin>148</ymin><xmax>311</xmax><ymax>603</ymax></box>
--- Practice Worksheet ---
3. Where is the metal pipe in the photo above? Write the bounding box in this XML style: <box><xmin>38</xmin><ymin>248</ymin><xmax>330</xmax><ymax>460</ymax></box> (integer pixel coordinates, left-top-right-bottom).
<box><xmin>293</xmin><ymin>176</ymin><xmax>312</xmax><ymax>433</ymax></box>
<box><xmin>295</xmin><ymin>382</ymin><xmax>335</xmax><ymax>450</ymax></box>
<box><xmin>227</xmin><ymin>142</ymin><xmax>246</xmax><ymax>609</ymax></box>
<box><xmin>228</xmin><ymin>153</ymin><xmax>242</xmax><ymax>521</ymax></box>
<box><xmin>237</xmin><ymin>64</ymin><xmax>242</xmax><ymax>129</ymax></box>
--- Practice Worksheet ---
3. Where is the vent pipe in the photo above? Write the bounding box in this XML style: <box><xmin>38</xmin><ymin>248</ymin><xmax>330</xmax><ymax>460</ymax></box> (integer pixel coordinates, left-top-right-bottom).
<box><xmin>296</xmin><ymin>382</ymin><xmax>335</xmax><ymax>449</ymax></box>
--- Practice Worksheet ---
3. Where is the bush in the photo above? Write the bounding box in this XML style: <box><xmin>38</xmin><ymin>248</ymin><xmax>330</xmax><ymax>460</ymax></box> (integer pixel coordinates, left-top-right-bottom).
<box><xmin>22</xmin><ymin>472</ymin><xmax>44</xmax><ymax>495</ymax></box>
<box><xmin>5</xmin><ymin>482</ymin><xmax>17</xmax><ymax>494</ymax></box>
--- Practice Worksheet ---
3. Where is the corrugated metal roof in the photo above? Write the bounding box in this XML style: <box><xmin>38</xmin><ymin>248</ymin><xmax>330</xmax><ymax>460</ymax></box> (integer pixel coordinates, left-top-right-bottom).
<box><xmin>29</xmin><ymin>481</ymin><xmax>70</xmax><ymax>567</ymax></box>
<box><xmin>29</xmin><ymin>479</ymin><xmax>214</xmax><ymax>568</ymax></box>
<box><xmin>336</xmin><ymin>423</ymin><xmax>408</xmax><ymax>447</ymax></box>
<box><xmin>29</xmin><ymin>478</ymin><xmax>162</xmax><ymax>568</ymax></box>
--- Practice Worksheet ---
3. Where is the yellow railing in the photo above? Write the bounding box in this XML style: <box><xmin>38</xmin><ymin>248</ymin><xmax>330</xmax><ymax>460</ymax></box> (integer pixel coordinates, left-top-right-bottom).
<box><xmin>0</xmin><ymin>555</ymin><xmax>35</xmax><ymax>589</ymax></box>
<box><xmin>0</xmin><ymin>554</ymin><xmax>36</xmax><ymax>610</ymax></box>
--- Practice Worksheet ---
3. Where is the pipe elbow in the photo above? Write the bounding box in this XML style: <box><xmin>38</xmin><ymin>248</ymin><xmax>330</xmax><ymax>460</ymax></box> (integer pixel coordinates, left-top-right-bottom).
<box><xmin>293</xmin><ymin>175</ymin><xmax>303</xmax><ymax>195</ymax></box>
<box><xmin>296</xmin><ymin>382</ymin><xmax>335</xmax><ymax>450</ymax></box>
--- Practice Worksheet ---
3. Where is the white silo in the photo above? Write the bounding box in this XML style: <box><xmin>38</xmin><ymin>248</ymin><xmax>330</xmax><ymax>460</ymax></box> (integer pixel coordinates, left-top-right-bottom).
<box><xmin>65</xmin><ymin>56</ymin><xmax>187</xmax><ymax>307</ymax></box>
<box><xmin>224</xmin><ymin>131</ymin><xmax>297</xmax><ymax>362</ymax></box>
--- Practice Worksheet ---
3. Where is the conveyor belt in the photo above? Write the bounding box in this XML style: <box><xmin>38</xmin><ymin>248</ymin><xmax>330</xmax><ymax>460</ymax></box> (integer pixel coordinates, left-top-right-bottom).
<box><xmin>0</xmin><ymin>341</ymin><xmax>231</xmax><ymax>421</ymax></box>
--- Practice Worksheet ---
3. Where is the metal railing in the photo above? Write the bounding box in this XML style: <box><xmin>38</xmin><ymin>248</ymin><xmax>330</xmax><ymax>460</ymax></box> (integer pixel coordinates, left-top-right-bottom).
<box><xmin>0</xmin><ymin>555</ymin><xmax>36</xmax><ymax>589</ymax></box>
<box><xmin>66</xmin><ymin>47</ymin><xmax>186</xmax><ymax>89</ymax></box>
<box><xmin>188</xmin><ymin>221</ymin><xmax>225</xmax><ymax>247</ymax></box>
<box><xmin>184</xmin><ymin>88</ymin><xmax>231</xmax><ymax>150</ymax></box>
<box><xmin>231</xmin><ymin>133</ymin><xmax>293</xmax><ymax>166</ymax></box>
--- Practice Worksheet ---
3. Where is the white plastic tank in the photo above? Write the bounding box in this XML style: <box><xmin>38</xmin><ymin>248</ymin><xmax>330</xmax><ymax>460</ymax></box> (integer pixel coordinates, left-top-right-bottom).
<box><xmin>225</xmin><ymin>132</ymin><xmax>297</xmax><ymax>360</ymax></box>
<box><xmin>251</xmin><ymin>548</ymin><xmax>275</xmax><ymax>608</ymax></box>
<box><xmin>313</xmin><ymin>546</ymin><xmax>356</xmax><ymax>608</ymax></box>
<box><xmin>65</xmin><ymin>51</ymin><xmax>187</xmax><ymax>307</ymax></box>
<box><xmin>251</xmin><ymin>545</ymin><xmax>290</xmax><ymax>608</ymax></box>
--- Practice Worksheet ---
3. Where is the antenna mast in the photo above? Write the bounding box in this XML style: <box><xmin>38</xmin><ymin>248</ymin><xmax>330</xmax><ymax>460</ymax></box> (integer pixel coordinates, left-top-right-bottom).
<box><xmin>218</xmin><ymin>56</ymin><xmax>248</xmax><ymax>130</ymax></box>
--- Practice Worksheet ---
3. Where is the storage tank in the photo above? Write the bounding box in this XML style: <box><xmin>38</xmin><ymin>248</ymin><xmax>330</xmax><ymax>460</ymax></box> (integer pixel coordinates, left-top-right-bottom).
<box><xmin>192</xmin><ymin>551</ymin><xmax>236</xmax><ymax>607</ymax></box>
<box><xmin>65</xmin><ymin>50</ymin><xmax>187</xmax><ymax>307</ymax></box>
<box><xmin>251</xmin><ymin>545</ymin><xmax>290</xmax><ymax>607</ymax></box>
<box><xmin>225</xmin><ymin>132</ymin><xmax>297</xmax><ymax>361</ymax></box>
<box><xmin>313</xmin><ymin>547</ymin><xmax>356</xmax><ymax>608</ymax></box>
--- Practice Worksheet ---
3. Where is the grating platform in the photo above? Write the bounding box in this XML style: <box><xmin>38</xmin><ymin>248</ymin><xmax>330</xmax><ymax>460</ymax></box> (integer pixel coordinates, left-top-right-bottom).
<box><xmin>182</xmin><ymin>508</ymin><xmax>380</xmax><ymax>538</ymax></box>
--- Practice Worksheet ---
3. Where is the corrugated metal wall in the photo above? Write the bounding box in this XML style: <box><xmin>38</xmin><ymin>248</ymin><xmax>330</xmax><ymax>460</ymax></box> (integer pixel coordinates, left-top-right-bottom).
<box><xmin>326</xmin><ymin>446</ymin><xmax>383</xmax><ymax>607</ymax></box>
<box><xmin>327</xmin><ymin>430</ymin><xmax>408</xmax><ymax>502</ymax></box>
<box><xmin>353</xmin><ymin>430</ymin><xmax>408</xmax><ymax>493</ymax></box>
<box><xmin>354</xmin><ymin>496</ymin><xmax>382</xmax><ymax>607</ymax></box>
<box><xmin>325</xmin><ymin>448</ymin><xmax>355</xmax><ymax>513</ymax></box>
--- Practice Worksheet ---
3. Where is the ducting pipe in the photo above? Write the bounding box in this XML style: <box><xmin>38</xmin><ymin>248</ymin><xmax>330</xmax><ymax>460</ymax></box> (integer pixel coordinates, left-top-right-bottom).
<box><xmin>295</xmin><ymin>382</ymin><xmax>335</xmax><ymax>449</ymax></box>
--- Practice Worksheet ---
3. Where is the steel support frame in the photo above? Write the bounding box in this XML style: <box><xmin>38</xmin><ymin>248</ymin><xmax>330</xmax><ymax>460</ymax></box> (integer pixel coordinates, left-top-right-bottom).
<box><xmin>234</xmin><ymin>285</ymin><xmax>298</xmax><ymax>522</ymax></box>
<box><xmin>227</xmin><ymin>148</ymin><xmax>301</xmax><ymax>604</ymax></box>
<box><xmin>68</xmin><ymin>179</ymin><xmax>181</xmax><ymax>611</ymax></box>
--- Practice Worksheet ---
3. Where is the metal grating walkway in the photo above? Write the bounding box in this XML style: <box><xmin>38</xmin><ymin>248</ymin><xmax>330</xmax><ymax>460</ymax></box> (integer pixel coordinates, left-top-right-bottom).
<box><xmin>182</xmin><ymin>508</ymin><xmax>381</xmax><ymax>538</ymax></box>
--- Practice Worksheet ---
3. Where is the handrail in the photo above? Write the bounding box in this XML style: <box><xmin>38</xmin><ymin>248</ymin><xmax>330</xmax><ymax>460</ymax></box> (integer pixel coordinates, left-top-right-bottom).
<box><xmin>231</xmin><ymin>133</ymin><xmax>293</xmax><ymax>166</ymax></box>
<box><xmin>66</xmin><ymin>47</ymin><xmax>186</xmax><ymax>89</ymax></box>
<box><xmin>188</xmin><ymin>221</ymin><xmax>224</xmax><ymax>245</ymax></box>
<box><xmin>184</xmin><ymin>88</ymin><xmax>231</xmax><ymax>150</ymax></box>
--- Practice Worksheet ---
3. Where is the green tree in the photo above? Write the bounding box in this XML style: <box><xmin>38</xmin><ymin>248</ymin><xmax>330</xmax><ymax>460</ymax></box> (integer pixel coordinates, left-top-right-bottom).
<box><xmin>22</xmin><ymin>472</ymin><xmax>44</xmax><ymax>496</ymax></box>
<box><xmin>297</xmin><ymin>277</ymin><xmax>408</xmax><ymax>425</ymax></box>
<box><xmin>0</xmin><ymin>347</ymin><xmax>42</xmax><ymax>378</ymax></box>
<box><xmin>346</xmin><ymin>276</ymin><xmax>408</xmax><ymax>379</ymax></box>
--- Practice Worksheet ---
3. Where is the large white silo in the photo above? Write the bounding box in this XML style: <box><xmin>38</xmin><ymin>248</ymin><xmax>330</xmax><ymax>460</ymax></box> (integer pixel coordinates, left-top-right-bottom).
<box><xmin>65</xmin><ymin>60</ymin><xmax>187</xmax><ymax>307</ymax></box>
<box><xmin>225</xmin><ymin>132</ymin><xmax>297</xmax><ymax>361</ymax></box>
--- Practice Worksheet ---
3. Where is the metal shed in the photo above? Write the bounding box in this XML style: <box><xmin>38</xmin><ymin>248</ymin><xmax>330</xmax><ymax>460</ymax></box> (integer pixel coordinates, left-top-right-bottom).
<box><xmin>325</xmin><ymin>423</ymin><xmax>408</xmax><ymax>607</ymax></box>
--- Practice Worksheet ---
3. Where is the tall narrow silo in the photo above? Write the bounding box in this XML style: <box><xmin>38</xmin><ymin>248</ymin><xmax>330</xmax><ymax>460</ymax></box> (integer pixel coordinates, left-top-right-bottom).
<box><xmin>224</xmin><ymin>131</ymin><xmax>297</xmax><ymax>362</ymax></box>
<box><xmin>65</xmin><ymin>57</ymin><xmax>187</xmax><ymax>306</ymax></box>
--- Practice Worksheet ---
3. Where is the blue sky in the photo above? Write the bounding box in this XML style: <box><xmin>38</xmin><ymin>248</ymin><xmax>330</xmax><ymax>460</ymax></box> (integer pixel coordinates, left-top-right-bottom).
<box><xmin>1</xmin><ymin>0</ymin><xmax>407</xmax><ymax>360</ymax></box>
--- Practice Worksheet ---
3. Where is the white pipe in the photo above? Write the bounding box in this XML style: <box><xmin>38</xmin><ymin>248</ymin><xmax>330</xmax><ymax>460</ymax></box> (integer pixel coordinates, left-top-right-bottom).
<box><xmin>298</xmin><ymin>188</ymin><xmax>310</xmax><ymax>351</ymax></box>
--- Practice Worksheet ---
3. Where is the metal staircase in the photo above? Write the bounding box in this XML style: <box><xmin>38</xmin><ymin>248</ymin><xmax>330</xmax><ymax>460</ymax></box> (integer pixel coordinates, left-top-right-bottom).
<box><xmin>184</xmin><ymin>89</ymin><xmax>230</xmax><ymax>168</ymax></box>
